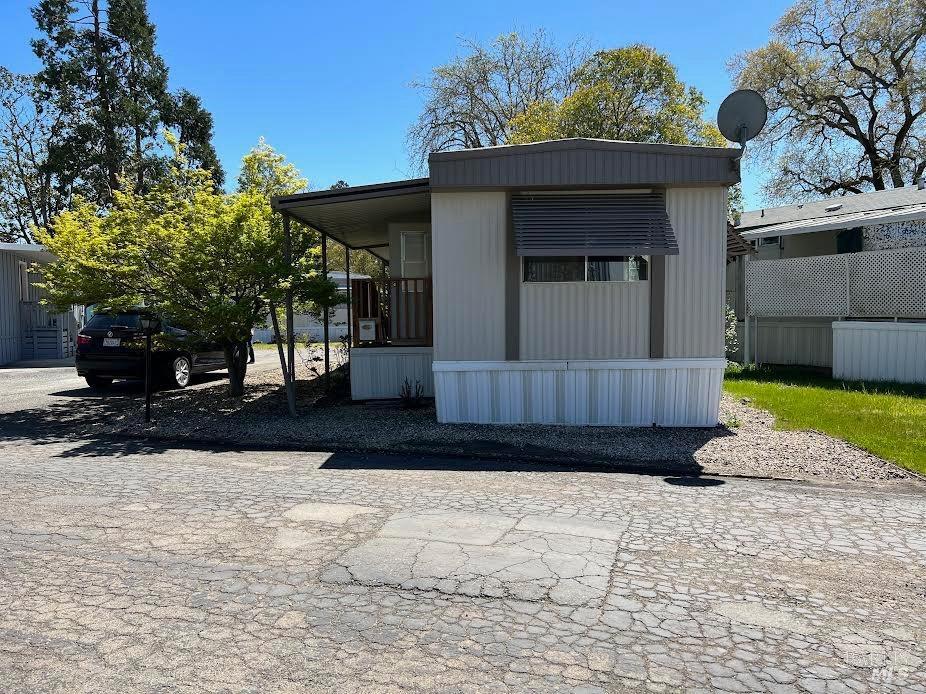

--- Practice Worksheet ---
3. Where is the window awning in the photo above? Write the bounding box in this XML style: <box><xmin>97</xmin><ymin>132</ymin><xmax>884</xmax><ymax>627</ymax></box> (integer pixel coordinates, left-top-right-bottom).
<box><xmin>512</xmin><ymin>192</ymin><xmax>679</xmax><ymax>256</ymax></box>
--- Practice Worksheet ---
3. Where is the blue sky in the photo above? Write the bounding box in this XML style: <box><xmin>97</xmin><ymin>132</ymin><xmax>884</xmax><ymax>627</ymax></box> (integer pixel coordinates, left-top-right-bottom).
<box><xmin>0</xmin><ymin>1</ymin><xmax>791</xmax><ymax>209</ymax></box>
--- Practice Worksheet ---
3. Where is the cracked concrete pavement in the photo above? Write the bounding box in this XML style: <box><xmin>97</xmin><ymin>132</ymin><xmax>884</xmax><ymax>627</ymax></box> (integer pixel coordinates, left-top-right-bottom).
<box><xmin>1</xmin><ymin>431</ymin><xmax>925</xmax><ymax>693</ymax></box>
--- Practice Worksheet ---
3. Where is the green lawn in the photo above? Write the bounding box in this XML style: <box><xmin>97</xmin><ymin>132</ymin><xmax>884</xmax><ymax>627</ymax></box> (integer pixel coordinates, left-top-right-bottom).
<box><xmin>724</xmin><ymin>365</ymin><xmax>926</xmax><ymax>475</ymax></box>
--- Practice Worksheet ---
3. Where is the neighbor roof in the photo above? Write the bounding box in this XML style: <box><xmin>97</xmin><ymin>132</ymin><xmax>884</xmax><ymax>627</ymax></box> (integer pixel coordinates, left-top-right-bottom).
<box><xmin>429</xmin><ymin>138</ymin><xmax>742</xmax><ymax>189</ymax></box>
<box><xmin>0</xmin><ymin>242</ymin><xmax>54</xmax><ymax>263</ymax></box>
<box><xmin>739</xmin><ymin>202</ymin><xmax>926</xmax><ymax>240</ymax></box>
<box><xmin>738</xmin><ymin>185</ymin><xmax>926</xmax><ymax>232</ymax></box>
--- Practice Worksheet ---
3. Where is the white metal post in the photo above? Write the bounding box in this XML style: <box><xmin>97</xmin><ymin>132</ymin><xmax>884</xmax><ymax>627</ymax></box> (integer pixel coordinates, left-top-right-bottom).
<box><xmin>744</xmin><ymin>314</ymin><xmax>751</xmax><ymax>365</ymax></box>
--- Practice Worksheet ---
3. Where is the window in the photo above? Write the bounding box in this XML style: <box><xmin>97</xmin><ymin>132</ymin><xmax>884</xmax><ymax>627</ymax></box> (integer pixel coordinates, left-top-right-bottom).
<box><xmin>523</xmin><ymin>256</ymin><xmax>585</xmax><ymax>282</ymax></box>
<box><xmin>400</xmin><ymin>230</ymin><xmax>429</xmax><ymax>277</ymax></box>
<box><xmin>523</xmin><ymin>256</ymin><xmax>649</xmax><ymax>283</ymax></box>
<box><xmin>587</xmin><ymin>256</ymin><xmax>648</xmax><ymax>281</ymax></box>
<box><xmin>86</xmin><ymin>313</ymin><xmax>142</xmax><ymax>330</ymax></box>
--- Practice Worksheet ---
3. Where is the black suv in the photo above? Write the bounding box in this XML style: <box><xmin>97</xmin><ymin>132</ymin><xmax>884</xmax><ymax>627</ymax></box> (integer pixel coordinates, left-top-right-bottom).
<box><xmin>76</xmin><ymin>311</ymin><xmax>226</xmax><ymax>389</ymax></box>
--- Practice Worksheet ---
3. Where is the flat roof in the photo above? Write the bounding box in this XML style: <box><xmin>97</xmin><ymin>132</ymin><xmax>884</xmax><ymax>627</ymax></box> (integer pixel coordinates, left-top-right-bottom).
<box><xmin>430</xmin><ymin>138</ymin><xmax>741</xmax><ymax>189</ymax></box>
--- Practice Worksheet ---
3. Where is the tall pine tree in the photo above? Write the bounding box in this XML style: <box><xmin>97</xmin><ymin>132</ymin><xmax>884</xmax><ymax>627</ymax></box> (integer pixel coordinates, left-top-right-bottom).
<box><xmin>29</xmin><ymin>0</ymin><xmax>223</xmax><ymax>210</ymax></box>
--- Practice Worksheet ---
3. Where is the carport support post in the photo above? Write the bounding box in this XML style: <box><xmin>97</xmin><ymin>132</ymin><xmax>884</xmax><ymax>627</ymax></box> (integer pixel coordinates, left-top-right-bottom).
<box><xmin>321</xmin><ymin>231</ymin><xmax>330</xmax><ymax>389</ymax></box>
<box><xmin>345</xmin><ymin>245</ymin><xmax>351</xmax><ymax>350</ymax></box>
<box><xmin>283</xmin><ymin>214</ymin><xmax>296</xmax><ymax>416</ymax></box>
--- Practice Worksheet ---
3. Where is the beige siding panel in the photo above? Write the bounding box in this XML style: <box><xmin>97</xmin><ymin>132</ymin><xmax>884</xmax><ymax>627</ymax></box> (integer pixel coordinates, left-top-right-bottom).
<box><xmin>520</xmin><ymin>282</ymin><xmax>649</xmax><ymax>360</ymax></box>
<box><xmin>833</xmin><ymin>321</ymin><xmax>926</xmax><ymax>384</ymax></box>
<box><xmin>432</xmin><ymin>358</ymin><xmax>725</xmax><ymax>427</ymax></box>
<box><xmin>431</xmin><ymin>192</ymin><xmax>507</xmax><ymax>361</ymax></box>
<box><xmin>350</xmin><ymin>347</ymin><xmax>434</xmax><ymax>399</ymax></box>
<box><xmin>664</xmin><ymin>187</ymin><xmax>727</xmax><ymax>358</ymax></box>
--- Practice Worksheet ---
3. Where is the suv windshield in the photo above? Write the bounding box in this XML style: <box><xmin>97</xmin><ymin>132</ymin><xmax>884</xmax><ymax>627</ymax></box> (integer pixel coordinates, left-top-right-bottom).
<box><xmin>86</xmin><ymin>313</ymin><xmax>142</xmax><ymax>330</ymax></box>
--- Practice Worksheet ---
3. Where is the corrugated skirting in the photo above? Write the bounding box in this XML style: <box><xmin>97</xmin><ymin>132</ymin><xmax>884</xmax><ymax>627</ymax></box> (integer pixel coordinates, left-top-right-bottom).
<box><xmin>433</xmin><ymin>358</ymin><xmax>725</xmax><ymax>427</ymax></box>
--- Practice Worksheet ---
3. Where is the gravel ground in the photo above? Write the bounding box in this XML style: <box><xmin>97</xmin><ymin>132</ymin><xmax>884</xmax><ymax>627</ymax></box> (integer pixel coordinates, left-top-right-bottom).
<box><xmin>54</xmin><ymin>356</ymin><xmax>911</xmax><ymax>486</ymax></box>
<box><xmin>0</xmin><ymin>349</ymin><xmax>917</xmax><ymax>485</ymax></box>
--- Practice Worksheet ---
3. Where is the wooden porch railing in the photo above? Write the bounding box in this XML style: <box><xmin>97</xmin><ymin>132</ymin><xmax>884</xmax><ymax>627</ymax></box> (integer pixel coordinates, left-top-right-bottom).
<box><xmin>351</xmin><ymin>277</ymin><xmax>433</xmax><ymax>347</ymax></box>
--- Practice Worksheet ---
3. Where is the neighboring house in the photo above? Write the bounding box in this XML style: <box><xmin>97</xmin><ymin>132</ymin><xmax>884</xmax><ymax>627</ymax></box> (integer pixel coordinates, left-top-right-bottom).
<box><xmin>731</xmin><ymin>186</ymin><xmax>926</xmax><ymax>383</ymax></box>
<box><xmin>253</xmin><ymin>271</ymin><xmax>371</xmax><ymax>343</ymax></box>
<box><xmin>273</xmin><ymin>138</ymin><xmax>738</xmax><ymax>426</ymax></box>
<box><xmin>0</xmin><ymin>243</ymin><xmax>77</xmax><ymax>366</ymax></box>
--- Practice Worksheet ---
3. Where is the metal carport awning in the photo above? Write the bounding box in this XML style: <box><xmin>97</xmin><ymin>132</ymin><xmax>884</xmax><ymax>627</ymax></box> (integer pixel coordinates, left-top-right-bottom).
<box><xmin>512</xmin><ymin>192</ymin><xmax>679</xmax><ymax>256</ymax></box>
<box><xmin>271</xmin><ymin>178</ymin><xmax>431</xmax><ymax>263</ymax></box>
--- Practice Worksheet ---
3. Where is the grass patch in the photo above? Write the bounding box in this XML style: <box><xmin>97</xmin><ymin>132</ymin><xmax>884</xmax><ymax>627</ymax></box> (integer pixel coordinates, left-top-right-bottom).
<box><xmin>724</xmin><ymin>364</ymin><xmax>926</xmax><ymax>475</ymax></box>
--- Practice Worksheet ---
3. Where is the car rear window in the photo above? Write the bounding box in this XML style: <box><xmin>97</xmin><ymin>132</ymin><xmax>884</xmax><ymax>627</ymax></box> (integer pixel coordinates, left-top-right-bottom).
<box><xmin>86</xmin><ymin>313</ymin><xmax>142</xmax><ymax>330</ymax></box>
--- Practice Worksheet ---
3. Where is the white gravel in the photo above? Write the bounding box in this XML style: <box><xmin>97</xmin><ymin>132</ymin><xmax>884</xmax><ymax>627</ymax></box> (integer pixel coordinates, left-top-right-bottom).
<box><xmin>103</xmin><ymin>356</ymin><xmax>921</xmax><ymax>486</ymax></box>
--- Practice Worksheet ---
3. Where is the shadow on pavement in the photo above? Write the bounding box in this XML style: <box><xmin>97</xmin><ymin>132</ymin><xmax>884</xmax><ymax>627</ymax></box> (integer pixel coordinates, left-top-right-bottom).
<box><xmin>663</xmin><ymin>476</ymin><xmax>726</xmax><ymax>487</ymax></box>
<box><xmin>319</xmin><ymin>449</ymin><xmax>716</xmax><ymax>478</ymax></box>
<box><xmin>1</xmin><ymin>361</ymin><xmax>736</xmax><ymax>479</ymax></box>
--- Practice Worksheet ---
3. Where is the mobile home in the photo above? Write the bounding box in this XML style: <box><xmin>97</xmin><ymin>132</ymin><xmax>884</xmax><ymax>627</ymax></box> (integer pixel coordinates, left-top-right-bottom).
<box><xmin>273</xmin><ymin>138</ymin><xmax>740</xmax><ymax>425</ymax></box>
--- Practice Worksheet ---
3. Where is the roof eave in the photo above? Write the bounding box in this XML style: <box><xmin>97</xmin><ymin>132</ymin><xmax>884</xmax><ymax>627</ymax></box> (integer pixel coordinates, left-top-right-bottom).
<box><xmin>272</xmin><ymin>178</ymin><xmax>430</xmax><ymax>211</ymax></box>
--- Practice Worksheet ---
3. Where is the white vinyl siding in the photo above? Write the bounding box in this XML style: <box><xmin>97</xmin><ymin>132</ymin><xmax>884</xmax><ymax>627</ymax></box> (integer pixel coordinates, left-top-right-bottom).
<box><xmin>430</xmin><ymin>192</ymin><xmax>507</xmax><ymax>361</ymax></box>
<box><xmin>520</xmin><ymin>282</ymin><xmax>649</xmax><ymax>360</ymax></box>
<box><xmin>664</xmin><ymin>187</ymin><xmax>727</xmax><ymax>358</ymax></box>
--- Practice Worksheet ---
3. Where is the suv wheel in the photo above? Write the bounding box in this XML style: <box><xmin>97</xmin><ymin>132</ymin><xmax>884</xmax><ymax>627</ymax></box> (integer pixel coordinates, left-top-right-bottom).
<box><xmin>85</xmin><ymin>374</ymin><xmax>113</xmax><ymax>389</ymax></box>
<box><xmin>170</xmin><ymin>355</ymin><xmax>192</xmax><ymax>388</ymax></box>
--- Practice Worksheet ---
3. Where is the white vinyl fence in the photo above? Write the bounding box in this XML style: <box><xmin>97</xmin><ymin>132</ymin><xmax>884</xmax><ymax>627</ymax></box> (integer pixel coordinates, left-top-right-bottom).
<box><xmin>746</xmin><ymin>246</ymin><xmax>926</xmax><ymax>318</ymax></box>
<box><xmin>832</xmin><ymin>321</ymin><xmax>926</xmax><ymax>384</ymax></box>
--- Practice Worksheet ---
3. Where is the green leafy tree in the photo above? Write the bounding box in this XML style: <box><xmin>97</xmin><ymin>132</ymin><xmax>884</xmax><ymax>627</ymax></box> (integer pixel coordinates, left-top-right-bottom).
<box><xmin>731</xmin><ymin>0</ymin><xmax>926</xmax><ymax>202</ymax></box>
<box><xmin>37</xmin><ymin>138</ymin><xmax>335</xmax><ymax>398</ymax></box>
<box><xmin>509</xmin><ymin>45</ymin><xmax>723</xmax><ymax>146</ymax></box>
<box><xmin>508</xmin><ymin>44</ymin><xmax>741</xmax><ymax>219</ymax></box>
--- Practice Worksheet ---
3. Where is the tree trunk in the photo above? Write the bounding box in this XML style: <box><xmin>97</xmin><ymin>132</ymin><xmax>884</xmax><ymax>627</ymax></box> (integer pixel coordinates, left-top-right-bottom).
<box><xmin>269</xmin><ymin>302</ymin><xmax>296</xmax><ymax>415</ymax></box>
<box><xmin>223</xmin><ymin>341</ymin><xmax>249</xmax><ymax>397</ymax></box>
<box><xmin>91</xmin><ymin>0</ymin><xmax>119</xmax><ymax>197</ymax></box>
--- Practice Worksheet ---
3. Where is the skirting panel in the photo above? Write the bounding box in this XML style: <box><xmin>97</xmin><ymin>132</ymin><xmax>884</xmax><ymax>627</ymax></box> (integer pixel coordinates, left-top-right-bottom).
<box><xmin>833</xmin><ymin>321</ymin><xmax>926</xmax><ymax>384</ymax></box>
<box><xmin>350</xmin><ymin>347</ymin><xmax>434</xmax><ymax>400</ymax></box>
<box><xmin>433</xmin><ymin>358</ymin><xmax>725</xmax><ymax>427</ymax></box>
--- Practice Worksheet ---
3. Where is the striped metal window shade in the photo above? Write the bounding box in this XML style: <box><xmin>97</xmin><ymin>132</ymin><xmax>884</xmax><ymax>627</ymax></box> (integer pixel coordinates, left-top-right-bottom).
<box><xmin>512</xmin><ymin>192</ymin><xmax>679</xmax><ymax>256</ymax></box>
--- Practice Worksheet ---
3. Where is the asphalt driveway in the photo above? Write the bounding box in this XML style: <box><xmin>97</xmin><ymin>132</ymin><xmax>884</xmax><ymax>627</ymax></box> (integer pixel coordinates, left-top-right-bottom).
<box><xmin>1</xmin><ymin>426</ymin><xmax>924</xmax><ymax>692</ymax></box>
<box><xmin>0</xmin><ymin>349</ymin><xmax>279</xmax><ymax>420</ymax></box>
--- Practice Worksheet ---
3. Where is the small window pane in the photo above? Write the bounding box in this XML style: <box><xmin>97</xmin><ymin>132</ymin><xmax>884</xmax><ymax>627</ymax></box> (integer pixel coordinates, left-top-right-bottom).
<box><xmin>402</xmin><ymin>231</ymin><xmax>426</xmax><ymax>262</ymax></box>
<box><xmin>524</xmin><ymin>257</ymin><xmax>585</xmax><ymax>282</ymax></box>
<box><xmin>586</xmin><ymin>256</ymin><xmax>649</xmax><ymax>282</ymax></box>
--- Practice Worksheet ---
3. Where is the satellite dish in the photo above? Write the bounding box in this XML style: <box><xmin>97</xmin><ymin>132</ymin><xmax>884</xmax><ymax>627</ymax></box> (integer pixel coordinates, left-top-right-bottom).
<box><xmin>717</xmin><ymin>89</ymin><xmax>768</xmax><ymax>147</ymax></box>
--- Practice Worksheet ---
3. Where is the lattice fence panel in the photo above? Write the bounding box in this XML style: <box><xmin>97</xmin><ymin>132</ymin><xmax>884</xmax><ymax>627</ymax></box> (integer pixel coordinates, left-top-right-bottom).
<box><xmin>746</xmin><ymin>255</ymin><xmax>848</xmax><ymax>317</ymax></box>
<box><xmin>847</xmin><ymin>247</ymin><xmax>926</xmax><ymax>317</ymax></box>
